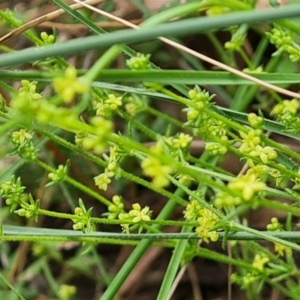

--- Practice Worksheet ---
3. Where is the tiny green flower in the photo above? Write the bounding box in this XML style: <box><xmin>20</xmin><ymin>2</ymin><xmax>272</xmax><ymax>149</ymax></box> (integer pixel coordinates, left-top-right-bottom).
<box><xmin>118</xmin><ymin>212</ymin><xmax>131</xmax><ymax>234</ymax></box>
<box><xmin>224</xmin><ymin>34</ymin><xmax>245</xmax><ymax>52</ymax></box>
<box><xmin>72</xmin><ymin>199</ymin><xmax>93</xmax><ymax>232</ymax></box>
<box><xmin>0</xmin><ymin>176</ymin><xmax>25</xmax><ymax>212</ymax></box>
<box><xmin>53</xmin><ymin>66</ymin><xmax>89</xmax><ymax>103</ymax></box>
<box><xmin>266</xmin><ymin>27</ymin><xmax>292</xmax><ymax>53</ymax></box>
<box><xmin>214</xmin><ymin>192</ymin><xmax>241</xmax><ymax>208</ymax></box>
<box><xmin>173</xmin><ymin>133</ymin><xmax>192</xmax><ymax>148</ymax></box>
<box><xmin>94</xmin><ymin>171</ymin><xmax>113</xmax><ymax>191</ymax></box>
<box><xmin>40</xmin><ymin>32</ymin><xmax>55</xmax><ymax>44</ymax></box>
<box><xmin>205</xmin><ymin>142</ymin><xmax>228</xmax><ymax>156</ymax></box>
<box><xmin>48</xmin><ymin>162</ymin><xmax>69</xmax><ymax>184</ymax></box>
<box><xmin>107</xmin><ymin>195</ymin><xmax>124</xmax><ymax>219</ymax></box>
<box><xmin>186</xmin><ymin>108</ymin><xmax>199</xmax><ymax>121</ymax></box>
<box><xmin>58</xmin><ymin>284</ymin><xmax>76</xmax><ymax>300</ymax></box>
<box><xmin>18</xmin><ymin>80</ymin><xmax>42</xmax><ymax>100</ymax></box>
<box><xmin>126</xmin><ymin>53</ymin><xmax>151</xmax><ymax>70</ymax></box>
<box><xmin>129</xmin><ymin>203</ymin><xmax>151</xmax><ymax>223</ymax></box>
<box><xmin>105</xmin><ymin>94</ymin><xmax>122</xmax><ymax>110</ymax></box>
<box><xmin>266</xmin><ymin>217</ymin><xmax>282</xmax><ymax>231</ymax></box>
<box><xmin>177</xmin><ymin>174</ymin><xmax>193</xmax><ymax>185</ymax></box>
<box><xmin>248</xmin><ymin>113</ymin><xmax>264</xmax><ymax>129</ymax></box>
<box><xmin>11</xmin><ymin>129</ymin><xmax>32</xmax><ymax>146</ymax></box>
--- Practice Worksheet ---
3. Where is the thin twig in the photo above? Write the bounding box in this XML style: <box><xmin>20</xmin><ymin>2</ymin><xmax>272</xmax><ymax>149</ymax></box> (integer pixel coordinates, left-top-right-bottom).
<box><xmin>36</xmin><ymin>19</ymin><xmax>143</xmax><ymax>30</ymax></box>
<box><xmin>0</xmin><ymin>0</ymin><xmax>105</xmax><ymax>44</ymax></box>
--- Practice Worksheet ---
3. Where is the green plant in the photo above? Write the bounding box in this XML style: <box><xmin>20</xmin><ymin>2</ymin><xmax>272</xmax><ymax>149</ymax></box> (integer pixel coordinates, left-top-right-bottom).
<box><xmin>1</xmin><ymin>0</ymin><xmax>300</xmax><ymax>299</ymax></box>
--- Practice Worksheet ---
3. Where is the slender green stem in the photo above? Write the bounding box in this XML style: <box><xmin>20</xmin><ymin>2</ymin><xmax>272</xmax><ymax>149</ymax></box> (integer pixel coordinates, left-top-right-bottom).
<box><xmin>84</xmin><ymin>44</ymin><xmax>124</xmax><ymax>82</ymax></box>
<box><xmin>0</xmin><ymin>271</ymin><xmax>26</xmax><ymax>300</ymax></box>
<box><xmin>2</xmin><ymin>5</ymin><xmax>300</xmax><ymax>67</ymax></box>
<box><xmin>145</xmin><ymin>106</ymin><xmax>184</xmax><ymax>128</ymax></box>
<box><xmin>41</xmin><ymin>259</ymin><xmax>60</xmax><ymax>295</ymax></box>
<box><xmin>36</xmin><ymin>160</ymin><xmax>112</xmax><ymax>207</ymax></box>
<box><xmin>100</xmin><ymin>188</ymin><xmax>182</xmax><ymax>300</ymax></box>
<box><xmin>157</xmin><ymin>225</ymin><xmax>193</xmax><ymax>300</ymax></box>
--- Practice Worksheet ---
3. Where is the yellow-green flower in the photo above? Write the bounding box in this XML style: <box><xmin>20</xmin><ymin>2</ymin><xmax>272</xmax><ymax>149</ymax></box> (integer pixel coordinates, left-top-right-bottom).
<box><xmin>229</xmin><ymin>174</ymin><xmax>266</xmax><ymax>201</ymax></box>
<box><xmin>249</xmin><ymin>145</ymin><xmax>277</xmax><ymax>164</ymax></box>
<box><xmin>195</xmin><ymin>207</ymin><xmax>219</xmax><ymax>243</ymax></box>
<box><xmin>271</xmin><ymin>99</ymin><xmax>299</xmax><ymax>116</ymax></box>
<box><xmin>173</xmin><ymin>133</ymin><xmax>192</xmax><ymax>148</ymax></box>
<box><xmin>58</xmin><ymin>284</ymin><xmax>76</xmax><ymax>300</ymax></box>
<box><xmin>239</xmin><ymin>129</ymin><xmax>262</xmax><ymax>153</ymax></box>
<box><xmin>53</xmin><ymin>66</ymin><xmax>89</xmax><ymax>103</ymax></box>
<box><xmin>184</xmin><ymin>199</ymin><xmax>201</xmax><ymax>221</ymax></box>
<box><xmin>274</xmin><ymin>243</ymin><xmax>292</xmax><ymax>256</ymax></box>
<box><xmin>252</xmin><ymin>254</ymin><xmax>269</xmax><ymax>272</ymax></box>
<box><xmin>129</xmin><ymin>203</ymin><xmax>151</xmax><ymax>223</ymax></box>
<box><xmin>141</xmin><ymin>156</ymin><xmax>172</xmax><ymax>188</ymax></box>
<box><xmin>11</xmin><ymin>129</ymin><xmax>32</xmax><ymax>146</ymax></box>
<box><xmin>107</xmin><ymin>195</ymin><xmax>124</xmax><ymax>219</ymax></box>
<box><xmin>94</xmin><ymin>171</ymin><xmax>113</xmax><ymax>190</ymax></box>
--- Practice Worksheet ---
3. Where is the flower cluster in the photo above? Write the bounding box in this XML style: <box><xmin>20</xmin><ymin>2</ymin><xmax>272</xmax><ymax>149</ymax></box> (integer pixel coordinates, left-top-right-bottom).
<box><xmin>184</xmin><ymin>199</ymin><xmax>202</xmax><ymax>221</ymax></box>
<box><xmin>228</xmin><ymin>173</ymin><xmax>266</xmax><ymax>201</ymax></box>
<box><xmin>40</xmin><ymin>31</ymin><xmax>55</xmax><ymax>44</ymax></box>
<box><xmin>11</xmin><ymin>80</ymin><xmax>41</xmax><ymax>119</ymax></box>
<box><xmin>124</xmin><ymin>96</ymin><xmax>145</xmax><ymax>116</ymax></box>
<box><xmin>126</xmin><ymin>53</ymin><xmax>151</xmax><ymax>70</ymax></box>
<box><xmin>271</xmin><ymin>99</ymin><xmax>300</xmax><ymax>134</ymax></box>
<box><xmin>58</xmin><ymin>284</ymin><xmax>77</xmax><ymax>300</ymax></box>
<box><xmin>53</xmin><ymin>66</ymin><xmax>89</xmax><ymax>103</ymax></box>
<box><xmin>14</xmin><ymin>194</ymin><xmax>40</xmax><ymax>221</ymax></box>
<box><xmin>12</xmin><ymin>81</ymin><xmax>82</xmax><ymax>133</ymax></box>
<box><xmin>267</xmin><ymin>217</ymin><xmax>292</xmax><ymax>256</ymax></box>
<box><xmin>94</xmin><ymin>145</ymin><xmax>120</xmax><ymax>190</ymax></box>
<box><xmin>163</xmin><ymin>133</ymin><xmax>193</xmax><ymax>161</ymax></box>
<box><xmin>76</xmin><ymin>117</ymin><xmax>113</xmax><ymax>154</ymax></box>
<box><xmin>10</xmin><ymin>129</ymin><xmax>37</xmax><ymax>162</ymax></box>
<box><xmin>195</xmin><ymin>206</ymin><xmax>219</xmax><ymax>243</ymax></box>
<box><xmin>18</xmin><ymin>80</ymin><xmax>42</xmax><ymax>101</ymax></box>
<box><xmin>205</xmin><ymin>136</ymin><xmax>229</xmax><ymax>156</ymax></box>
<box><xmin>184</xmin><ymin>88</ymin><xmax>214</xmax><ymax>124</ymax></box>
<box><xmin>118</xmin><ymin>203</ymin><xmax>152</xmax><ymax>234</ymax></box>
<box><xmin>48</xmin><ymin>161</ymin><xmax>69</xmax><ymax>186</ymax></box>
<box><xmin>214</xmin><ymin>191</ymin><xmax>242</xmax><ymax>208</ymax></box>
<box><xmin>141</xmin><ymin>155</ymin><xmax>173</xmax><ymax>188</ymax></box>
<box><xmin>0</xmin><ymin>176</ymin><xmax>25</xmax><ymax>212</ymax></box>
<box><xmin>184</xmin><ymin>196</ymin><xmax>219</xmax><ymax>243</ymax></box>
<box><xmin>266</xmin><ymin>27</ymin><xmax>300</xmax><ymax>62</ymax></box>
<box><xmin>215</xmin><ymin>172</ymin><xmax>266</xmax><ymax>208</ymax></box>
<box><xmin>72</xmin><ymin>199</ymin><xmax>94</xmax><ymax>232</ymax></box>
<box><xmin>0</xmin><ymin>176</ymin><xmax>40</xmax><ymax>220</ymax></box>
<box><xmin>239</xmin><ymin>129</ymin><xmax>277</xmax><ymax>164</ymax></box>
<box><xmin>231</xmin><ymin>253</ymin><xmax>270</xmax><ymax>288</ymax></box>
<box><xmin>95</xmin><ymin>93</ymin><xmax>123</xmax><ymax>117</ymax></box>
<box><xmin>248</xmin><ymin>113</ymin><xmax>264</xmax><ymax>129</ymax></box>
<box><xmin>142</xmin><ymin>144</ymin><xmax>175</xmax><ymax>190</ymax></box>
<box><xmin>184</xmin><ymin>87</ymin><xmax>228</xmax><ymax>154</ymax></box>
<box><xmin>105</xmin><ymin>195</ymin><xmax>125</xmax><ymax>219</ymax></box>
